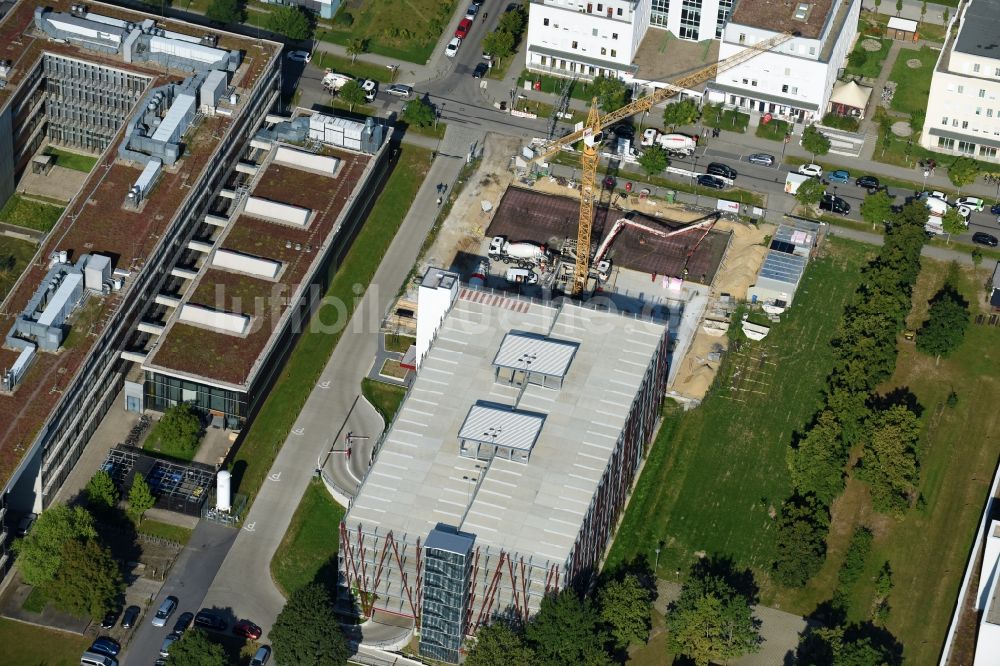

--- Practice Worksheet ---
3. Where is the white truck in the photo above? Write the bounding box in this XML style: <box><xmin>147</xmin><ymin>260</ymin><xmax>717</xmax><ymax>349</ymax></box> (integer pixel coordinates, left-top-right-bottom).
<box><xmin>784</xmin><ymin>172</ymin><xmax>811</xmax><ymax>195</ymax></box>
<box><xmin>656</xmin><ymin>133</ymin><xmax>697</xmax><ymax>156</ymax></box>
<box><xmin>322</xmin><ymin>71</ymin><xmax>352</xmax><ymax>92</ymax></box>
<box><xmin>488</xmin><ymin>236</ymin><xmax>549</xmax><ymax>267</ymax></box>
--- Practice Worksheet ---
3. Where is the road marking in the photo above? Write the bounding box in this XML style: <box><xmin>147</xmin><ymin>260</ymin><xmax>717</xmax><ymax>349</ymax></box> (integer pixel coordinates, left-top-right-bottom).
<box><xmin>243</xmin><ymin>522</ymin><xmax>256</xmax><ymax>532</ymax></box>
<box><xmin>318</xmin><ymin>380</ymin><xmax>331</xmax><ymax>389</ymax></box>
<box><xmin>269</xmin><ymin>472</ymin><xmax>282</xmax><ymax>482</ymax></box>
<box><xmin>292</xmin><ymin>427</ymin><xmax>305</xmax><ymax>436</ymax></box>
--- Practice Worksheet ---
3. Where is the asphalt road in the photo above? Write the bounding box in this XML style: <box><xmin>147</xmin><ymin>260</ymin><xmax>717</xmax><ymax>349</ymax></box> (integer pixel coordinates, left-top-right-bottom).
<box><xmin>123</xmin><ymin>522</ymin><xmax>238</xmax><ymax>665</ymax></box>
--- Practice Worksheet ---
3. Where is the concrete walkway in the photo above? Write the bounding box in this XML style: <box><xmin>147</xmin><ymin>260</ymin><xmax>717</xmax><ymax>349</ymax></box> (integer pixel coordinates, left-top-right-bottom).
<box><xmin>824</xmin><ymin>221</ymin><xmax>979</xmax><ymax>264</ymax></box>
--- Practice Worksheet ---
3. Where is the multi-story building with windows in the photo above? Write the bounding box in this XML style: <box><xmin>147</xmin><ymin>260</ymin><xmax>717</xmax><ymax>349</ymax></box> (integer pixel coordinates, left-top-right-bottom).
<box><xmin>705</xmin><ymin>0</ymin><xmax>860</xmax><ymax>124</ymax></box>
<box><xmin>919</xmin><ymin>0</ymin><xmax>1000</xmax><ymax>164</ymax></box>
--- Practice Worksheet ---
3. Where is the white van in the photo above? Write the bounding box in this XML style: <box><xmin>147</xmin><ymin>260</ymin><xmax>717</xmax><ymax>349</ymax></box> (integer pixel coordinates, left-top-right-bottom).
<box><xmin>81</xmin><ymin>652</ymin><xmax>118</xmax><ymax>666</ymax></box>
<box><xmin>505</xmin><ymin>268</ymin><xmax>538</xmax><ymax>285</ymax></box>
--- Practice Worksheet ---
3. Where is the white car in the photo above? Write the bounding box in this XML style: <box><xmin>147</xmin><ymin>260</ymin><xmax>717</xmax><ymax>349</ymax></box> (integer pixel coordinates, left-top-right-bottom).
<box><xmin>956</xmin><ymin>204</ymin><xmax>972</xmax><ymax>219</ymax></box>
<box><xmin>922</xmin><ymin>190</ymin><xmax>949</xmax><ymax>203</ymax></box>
<box><xmin>640</xmin><ymin>128</ymin><xmax>660</xmax><ymax>147</ymax></box>
<box><xmin>286</xmin><ymin>50</ymin><xmax>310</xmax><ymax>63</ymax></box>
<box><xmin>445</xmin><ymin>37</ymin><xmax>462</xmax><ymax>58</ymax></box>
<box><xmin>797</xmin><ymin>163</ymin><xmax>823</xmax><ymax>178</ymax></box>
<box><xmin>385</xmin><ymin>83</ymin><xmax>413</xmax><ymax>98</ymax></box>
<box><xmin>360</xmin><ymin>78</ymin><xmax>378</xmax><ymax>102</ymax></box>
<box><xmin>956</xmin><ymin>196</ymin><xmax>985</xmax><ymax>211</ymax></box>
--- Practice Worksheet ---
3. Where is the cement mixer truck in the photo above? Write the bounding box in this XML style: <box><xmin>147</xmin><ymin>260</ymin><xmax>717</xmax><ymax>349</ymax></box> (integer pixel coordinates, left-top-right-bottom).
<box><xmin>488</xmin><ymin>236</ymin><xmax>551</xmax><ymax>268</ymax></box>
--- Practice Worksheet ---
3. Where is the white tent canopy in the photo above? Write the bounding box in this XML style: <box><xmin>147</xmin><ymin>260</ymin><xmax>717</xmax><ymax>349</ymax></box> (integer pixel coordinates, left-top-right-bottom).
<box><xmin>830</xmin><ymin>79</ymin><xmax>872</xmax><ymax>109</ymax></box>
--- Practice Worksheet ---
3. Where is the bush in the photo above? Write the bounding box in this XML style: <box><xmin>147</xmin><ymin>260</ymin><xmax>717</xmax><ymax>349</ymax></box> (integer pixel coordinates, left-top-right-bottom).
<box><xmin>333</xmin><ymin>10</ymin><xmax>353</xmax><ymax>26</ymax></box>
<box><xmin>821</xmin><ymin>113</ymin><xmax>860</xmax><ymax>132</ymax></box>
<box><xmin>838</xmin><ymin>526</ymin><xmax>874</xmax><ymax>586</ymax></box>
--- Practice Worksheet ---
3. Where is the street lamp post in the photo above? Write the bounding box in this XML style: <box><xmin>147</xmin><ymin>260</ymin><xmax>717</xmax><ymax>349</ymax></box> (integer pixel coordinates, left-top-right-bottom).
<box><xmin>654</xmin><ymin>548</ymin><xmax>661</xmax><ymax>570</ymax></box>
<box><xmin>692</xmin><ymin>156</ymin><xmax>701</xmax><ymax>206</ymax></box>
<box><xmin>923</xmin><ymin>169</ymin><xmax>930</xmax><ymax>190</ymax></box>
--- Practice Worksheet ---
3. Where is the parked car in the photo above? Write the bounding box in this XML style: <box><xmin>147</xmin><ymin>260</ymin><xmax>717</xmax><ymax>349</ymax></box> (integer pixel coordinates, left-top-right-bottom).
<box><xmin>611</xmin><ymin>124</ymin><xmax>635</xmax><ymax>141</ymax></box>
<box><xmin>172</xmin><ymin>611</ymin><xmax>194</xmax><ymax>634</ymax></box>
<box><xmin>455</xmin><ymin>18</ymin><xmax>472</xmax><ymax>39</ymax></box>
<box><xmin>482</xmin><ymin>51</ymin><xmax>493</xmax><ymax>61</ymax></box>
<box><xmin>973</xmin><ymin>232</ymin><xmax>999</xmax><ymax>247</ymax></box>
<box><xmin>505</xmin><ymin>267</ymin><xmax>538</xmax><ymax>285</ymax></box>
<box><xmin>828</xmin><ymin>169</ymin><xmax>850</xmax><ymax>183</ymax></box>
<box><xmin>385</xmin><ymin>83</ymin><xmax>413</xmax><ymax>98</ymax></box>
<box><xmin>820</xmin><ymin>194</ymin><xmax>851</xmax><ymax>215</ymax></box>
<box><xmin>250</xmin><ymin>645</ymin><xmax>272</xmax><ymax>666</ymax></box>
<box><xmin>856</xmin><ymin>174</ymin><xmax>880</xmax><ymax>189</ymax></box>
<box><xmin>472</xmin><ymin>62</ymin><xmax>488</xmax><ymax>78</ymax></box>
<box><xmin>445</xmin><ymin>37</ymin><xmax>462</xmax><ymax>57</ymax></box>
<box><xmin>798</xmin><ymin>163</ymin><xmax>823</xmax><ymax>177</ymax></box>
<box><xmin>151</xmin><ymin>596</ymin><xmax>178</xmax><ymax>628</ymax></box>
<box><xmin>921</xmin><ymin>190</ymin><xmax>949</xmax><ymax>203</ymax></box>
<box><xmin>360</xmin><ymin>78</ymin><xmax>378</xmax><ymax>102</ymax></box>
<box><xmin>121</xmin><ymin>605</ymin><xmax>140</xmax><ymax>629</ymax></box>
<box><xmin>956</xmin><ymin>196</ymin><xmax>985</xmax><ymax>211</ymax></box>
<box><xmin>233</xmin><ymin>619</ymin><xmax>263</xmax><ymax>640</ymax></box>
<box><xmin>89</xmin><ymin>637</ymin><xmax>121</xmax><ymax>657</ymax></box>
<box><xmin>748</xmin><ymin>152</ymin><xmax>776</xmax><ymax>166</ymax></box>
<box><xmin>991</xmin><ymin>203</ymin><xmax>1000</xmax><ymax>215</ymax></box>
<box><xmin>160</xmin><ymin>634</ymin><xmax>179</xmax><ymax>657</ymax></box>
<box><xmin>706</xmin><ymin>162</ymin><xmax>737</xmax><ymax>180</ymax></box>
<box><xmin>101</xmin><ymin>608</ymin><xmax>120</xmax><ymax>630</ymax></box>
<box><xmin>697</xmin><ymin>174</ymin><xmax>727</xmax><ymax>189</ymax></box>
<box><xmin>81</xmin><ymin>651</ymin><xmax>118</xmax><ymax>666</ymax></box>
<box><xmin>956</xmin><ymin>204</ymin><xmax>973</xmax><ymax>220</ymax></box>
<box><xmin>286</xmin><ymin>50</ymin><xmax>310</xmax><ymax>63</ymax></box>
<box><xmin>194</xmin><ymin>609</ymin><xmax>228</xmax><ymax>632</ymax></box>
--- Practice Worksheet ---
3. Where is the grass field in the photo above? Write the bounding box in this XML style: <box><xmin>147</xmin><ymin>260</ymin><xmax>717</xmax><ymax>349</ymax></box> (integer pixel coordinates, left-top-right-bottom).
<box><xmin>0</xmin><ymin>236</ymin><xmax>39</xmax><ymax>301</ymax></box>
<box><xmin>43</xmin><ymin>147</ymin><xmax>98</xmax><ymax>173</ymax></box>
<box><xmin>0</xmin><ymin>618</ymin><xmax>91</xmax><ymax>665</ymax></box>
<box><xmin>228</xmin><ymin>145</ymin><xmax>432</xmax><ymax>504</ymax></box>
<box><xmin>702</xmin><ymin>104</ymin><xmax>750</xmax><ymax>133</ymax></box>
<box><xmin>843</xmin><ymin>37</ymin><xmax>892</xmax><ymax>79</ymax></box>
<box><xmin>312</xmin><ymin>52</ymin><xmax>396</xmax><ymax>84</ymax></box>
<box><xmin>139</xmin><ymin>519</ymin><xmax>193</xmax><ymax>545</ymax></box>
<box><xmin>362</xmin><ymin>378</ymin><xmax>406</xmax><ymax>423</ymax></box>
<box><xmin>319</xmin><ymin>0</ymin><xmax>459</xmax><ymax>64</ymax></box>
<box><xmin>606</xmin><ymin>237</ymin><xmax>873</xmax><ymax>609</ymax></box>
<box><xmin>384</xmin><ymin>334</ymin><xmax>415</xmax><ymax>353</ymax></box>
<box><xmin>888</xmin><ymin>47</ymin><xmax>940</xmax><ymax>116</ymax></box>
<box><xmin>0</xmin><ymin>194</ymin><xmax>64</xmax><ymax>232</ymax></box>
<box><xmin>271</xmin><ymin>479</ymin><xmax>346</xmax><ymax>597</ymax></box>
<box><xmin>755</xmin><ymin>118</ymin><xmax>791</xmax><ymax>141</ymax></box>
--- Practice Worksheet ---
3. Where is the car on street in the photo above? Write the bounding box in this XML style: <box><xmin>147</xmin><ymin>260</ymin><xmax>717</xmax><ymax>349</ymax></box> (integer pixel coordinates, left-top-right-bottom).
<box><xmin>828</xmin><ymin>169</ymin><xmax>850</xmax><ymax>183</ymax></box>
<box><xmin>482</xmin><ymin>51</ymin><xmax>493</xmax><ymax>61</ymax></box>
<box><xmin>251</xmin><ymin>645</ymin><xmax>272</xmax><ymax>666</ymax></box>
<box><xmin>455</xmin><ymin>18</ymin><xmax>472</xmax><ymax>39</ymax></box>
<box><xmin>706</xmin><ymin>162</ymin><xmax>737</xmax><ymax>180</ymax></box>
<box><xmin>286</xmin><ymin>50</ymin><xmax>310</xmax><ymax>63</ymax></box>
<box><xmin>172</xmin><ymin>611</ymin><xmax>194</xmax><ymax>634</ymax></box>
<box><xmin>611</xmin><ymin>124</ymin><xmax>635</xmax><ymax>141</ymax></box>
<box><xmin>360</xmin><ymin>78</ymin><xmax>378</xmax><ymax>102</ymax></box>
<box><xmin>385</xmin><ymin>83</ymin><xmax>413</xmax><ymax>98</ymax></box>
<box><xmin>798</xmin><ymin>163</ymin><xmax>823</xmax><ymax>177</ymax></box>
<box><xmin>820</xmin><ymin>193</ymin><xmax>851</xmax><ymax>215</ymax></box>
<box><xmin>194</xmin><ymin>609</ymin><xmax>228</xmax><ymax>632</ymax></box>
<box><xmin>957</xmin><ymin>204</ymin><xmax>972</xmax><ymax>219</ymax></box>
<box><xmin>89</xmin><ymin>637</ymin><xmax>121</xmax><ymax>657</ymax></box>
<box><xmin>973</xmin><ymin>232</ymin><xmax>999</xmax><ymax>247</ymax></box>
<box><xmin>748</xmin><ymin>152</ymin><xmax>776</xmax><ymax>166</ymax></box>
<box><xmin>921</xmin><ymin>190</ymin><xmax>949</xmax><ymax>203</ymax></box>
<box><xmin>445</xmin><ymin>37</ymin><xmax>462</xmax><ymax>57</ymax></box>
<box><xmin>121</xmin><ymin>605</ymin><xmax>140</xmax><ymax>629</ymax></box>
<box><xmin>856</xmin><ymin>175</ymin><xmax>880</xmax><ymax>189</ymax></box>
<box><xmin>465</xmin><ymin>3</ymin><xmax>479</xmax><ymax>18</ymax></box>
<box><xmin>991</xmin><ymin>203</ymin><xmax>1000</xmax><ymax>215</ymax></box>
<box><xmin>697</xmin><ymin>174</ymin><xmax>727</xmax><ymax>189</ymax></box>
<box><xmin>956</xmin><ymin>196</ymin><xmax>985</xmax><ymax>211</ymax></box>
<box><xmin>160</xmin><ymin>634</ymin><xmax>179</xmax><ymax>657</ymax></box>
<box><xmin>472</xmin><ymin>62</ymin><xmax>488</xmax><ymax>78</ymax></box>
<box><xmin>101</xmin><ymin>608</ymin><xmax>120</xmax><ymax>629</ymax></box>
<box><xmin>151</xmin><ymin>596</ymin><xmax>178</xmax><ymax>628</ymax></box>
<box><xmin>233</xmin><ymin>619</ymin><xmax>263</xmax><ymax>640</ymax></box>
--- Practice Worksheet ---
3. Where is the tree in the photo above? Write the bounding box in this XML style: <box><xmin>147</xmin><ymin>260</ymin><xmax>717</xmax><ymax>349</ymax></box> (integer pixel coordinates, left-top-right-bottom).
<box><xmin>167</xmin><ymin>629</ymin><xmax>227</xmax><ymax>665</ymax></box>
<box><xmin>920</xmin><ymin>0</ymin><xmax>927</xmax><ymax>22</ymax></box>
<box><xmin>271</xmin><ymin>583</ymin><xmax>349</xmax><ymax>666</ymax></box>
<box><xmin>402</xmin><ymin>98</ymin><xmax>436</xmax><ymax>128</ymax></box>
<box><xmin>149</xmin><ymin>403</ymin><xmax>201</xmax><ymax>456</ymax></box>
<box><xmin>895</xmin><ymin>0</ymin><xmax>902</xmax><ymax>15</ymax></box>
<box><xmin>346</xmin><ymin>38</ymin><xmax>367</xmax><ymax>64</ymax></box>
<box><xmin>465</xmin><ymin>619</ymin><xmax>536</xmax><ymax>666</ymax></box>
<box><xmin>787</xmin><ymin>410</ymin><xmax>847</xmax><ymax>504</ymax></box>
<box><xmin>662</xmin><ymin>99</ymin><xmax>699</xmax><ymax>131</ymax></box>
<box><xmin>127</xmin><ymin>474</ymin><xmax>156</xmax><ymax>525</ymax></box>
<box><xmin>940</xmin><ymin>206</ymin><xmax>966</xmax><ymax>242</ymax></box>
<box><xmin>85</xmin><ymin>469</ymin><xmax>120</xmax><ymax>514</ymax></box>
<box><xmin>972</xmin><ymin>246</ymin><xmax>984</xmax><ymax>281</ymax></box>
<box><xmin>589</xmin><ymin>75</ymin><xmax>628</xmax><ymax>112</ymax></box>
<box><xmin>860</xmin><ymin>188</ymin><xmax>893</xmax><ymax>230</ymax></box>
<box><xmin>943</xmin><ymin>8</ymin><xmax>950</xmax><ymax>23</ymax></box>
<box><xmin>772</xmin><ymin>494</ymin><xmax>830</xmax><ymax>587</ymax></box>
<box><xmin>874</xmin><ymin>0</ymin><xmax>881</xmax><ymax>13</ymax></box>
<box><xmin>266</xmin><ymin>5</ymin><xmax>312</xmax><ymax>41</ymax></box>
<box><xmin>46</xmin><ymin>538</ymin><xmax>123</xmax><ymax>620</ymax></box>
<box><xmin>801</xmin><ymin>124</ymin><xmax>832</xmax><ymax>158</ymax></box>
<box><xmin>916</xmin><ymin>271</ymin><xmax>970</xmax><ymax>360</ymax></box>
<box><xmin>338</xmin><ymin>80</ymin><xmax>367</xmax><ymax>111</ymax></box>
<box><xmin>598</xmin><ymin>573</ymin><xmax>653</xmax><ymax>649</ymax></box>
<box><xmin>205</xmin><ymin>0</ymin><xmax>242</xmax><ymax>24</ymax></box>
<box><xmin>483</xmin><ymin>30</ymin><xmax>515</xmax><ymax>62</ymax></box>
<box><xmin>13</xmin><ymin>503</ymin><xmax>96</xmax><ymax>588</ymax></box>
<box><xmin>498</xmin><ymin>8</ymin><xmax>525</xmax><ymax>35</ymax></box>
<box><xmin>524</xmin><ymin>589</ymin><xmax>611</xmax><ymax>666</ymax></box>
<box><xmin>637</xmin><ymin>145</ymin><xmax>669</xmax><ymax>177</ymax></box>
<box><xmin>857</xmin><ymin>405</ymin><xmax>922</xmax><ymax>516</ymax></box>
<box><xmin>909</xmin><ymin>108</ymin><xmax>925</xmax><ymax>136</ymax></box>
<box><xmin>795</xmin><ymin>176</ymin><xmax>826</xmax><ymax>207</ymax></box>
<box><xmin>796</xmin><ymin>622</ymin><xmax>903</xmax><ymax>666</ymax></box>
<box><xmin>948</xmin><ymin>156</ymin><xmax>979</xmax><ymax>192</ymax></box>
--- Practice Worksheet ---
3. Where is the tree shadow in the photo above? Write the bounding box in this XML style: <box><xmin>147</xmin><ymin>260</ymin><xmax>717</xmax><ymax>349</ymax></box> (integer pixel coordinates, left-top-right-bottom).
<box><xmin>870</xmin><ymin>386</ymin><xmax>924</xmax><ymax>418</ymax></box>
<box><xmin>690</xmin><ymin>554</ymin><xmax>760</xmax><ymax>605</ymax></box>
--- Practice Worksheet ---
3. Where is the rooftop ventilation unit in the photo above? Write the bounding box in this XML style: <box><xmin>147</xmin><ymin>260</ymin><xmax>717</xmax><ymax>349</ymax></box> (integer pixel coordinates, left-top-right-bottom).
<box><xmin>793</xmin><ymin>3</ymin><xmax>811</xmax><ymax>20</ymax></box>
<box><xmin>70</xmin><ymin>3</ymin><xmax>89</xmax><ymax>17</ymax></box>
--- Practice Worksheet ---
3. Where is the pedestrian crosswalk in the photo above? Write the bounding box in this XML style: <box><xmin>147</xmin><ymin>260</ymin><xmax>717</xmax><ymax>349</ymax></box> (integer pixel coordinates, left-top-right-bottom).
<box><xmin>817</xmin><ymin>124</ymin><xmax>867</xmax><ymax>158</ymax></box>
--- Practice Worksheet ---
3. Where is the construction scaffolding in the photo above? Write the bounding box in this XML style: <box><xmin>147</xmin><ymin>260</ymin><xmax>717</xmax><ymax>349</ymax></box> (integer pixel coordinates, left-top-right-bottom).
<box><xmin>101</xmin><ymin>445</ymin><xmax>215</xmax><ymax>516</ymax></box>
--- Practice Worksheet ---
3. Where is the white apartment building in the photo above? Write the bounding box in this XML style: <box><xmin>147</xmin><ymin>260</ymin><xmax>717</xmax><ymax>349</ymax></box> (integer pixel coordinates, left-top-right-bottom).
<box><xmin>706</xmin><ymin>0</ymin><xmax>860</xmax><ymax>124</ymax></box>
<box><xmin>920</xmin><ymin>0</ymin><xmax>1000</xmax><ymax>164</ymax></box>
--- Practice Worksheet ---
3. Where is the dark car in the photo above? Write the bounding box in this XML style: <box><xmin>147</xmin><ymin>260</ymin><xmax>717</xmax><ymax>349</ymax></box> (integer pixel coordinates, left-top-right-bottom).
<box><xmin>973</xmin><ymin>231</ymin><xmax>999</xmax><ymax>247</ymax></box>
<box><xmin>820</xmin><ymin>194</ymin><xmax>851</xmax><ymax>215</ymax></box>
<box><xmin>100</xmin><ymin>608</ymin><xmax>120</xmax><ymax>630</ymax></box>
<box><xmin>857</xmin><ymin>175</ymin><xmax>880</xmax><ymax>189</ymax></box>
<box><xmin>172</xmin><ymin>611</ymin><xmax>194</xmax><ymax>634</ymax></box>
<box><xmin>706</xmin><ymin>162</ymin><xmax>737</xmax><ymax>180</ymax></box>
<box><xmin>89</xmin><ymin>636</ymin><xmax>121</xmax><ymax>657</ymax></box>
<box><xmin>194</xmin><ymin>609</ymin><xmax>227</xmax><ymax>632</ymax></box>
<box><xmin>611</xmin><ymin>124</ymin><xmax>635</xmax><ymax>141</ymax></box>
<box><xmin>748</xmin><ymin>152</ymin><xmax>775</xmax><ymax>166</ymax></box>
<box><xmin>233</xmin><ymin>619</ymin><xmax>263</xmax><ymax>640</ymax></box>
<box><xmin>472</xmin><ymin>62</ymin><xmax>488</xmax><ymax>78</ymax></box>
<box><xmin>697</xmin><ymin>174</ymin><xmax>726</xmax><ymax>189</ymax></box>
<box><xmin>250</xmin><ymin>645</ymin><xmax>271</xmax><ymax>666</ymax></box>
<box><xmin>121</xmin><ymin>605</ymin><xmax>141</xmax><ymax>629</ymax></box>
<box><xmin>991</xmin><ymin>203</ymin><xmax>1000</xmax><ymax>215</ymax></box>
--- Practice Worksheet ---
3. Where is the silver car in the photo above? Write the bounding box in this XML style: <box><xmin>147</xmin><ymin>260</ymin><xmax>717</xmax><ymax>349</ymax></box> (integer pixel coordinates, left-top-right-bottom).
<box><xmin>386</xmin><ymin>84</ymin><xmax>413</xmax><ymax>98</ymax></box>
<box><xmin>151</xmin><ymin>596</ymin><xmax>177</xmax><ymax>628</ymax></box>
<box><xmin>748</xmin><ymin>153</ymin><xmax>775</xmax><ymax>166</ymax></box>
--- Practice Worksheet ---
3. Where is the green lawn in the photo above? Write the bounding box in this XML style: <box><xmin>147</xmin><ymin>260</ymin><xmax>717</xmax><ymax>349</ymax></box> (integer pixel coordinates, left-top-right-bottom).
<box><xmin>843</xmin><ymin>37</ymin><xmax>892</xmax><ymax>79</ymax></box>
<box><xmin>317</xmin><ymin>0</ymin><xmax>459</xmax><ymax>64</ymax></box>
<box><xmin>271</xmin><ymin>479</ymin><xmax>346</xmax><ymax>597</ymax></box>
<box><xmin>311</xmin><ymin>52</ymin><xmax>396</xmax><ymax>84</ymax></box>
<box><xmin>362</xmin><ymin>378</ymin><xmax>407</xmax><ymax>423</ymax></box>
<box><xmin>888</xmin><ymin>47</ymin><xmax>940</xmax><ymax>116</ymax></box>
<box><xmin>606</xmin><ymin>237</ymin><xmax>872</xmax><ymax>610</ymax></box>
<box><xmin>0</xmin><ymin>194</ymin><xmax>64</xmax><ymax>232</ymax></box>
<box><xmin>0</xmin><ymin>618</ymin><xmax>91</xmax><ymax>665</ymax></box>
<box><xmin>43</xmin><ymin>147</ymin><xmax>98</xmax><ymax>173</ymax></box>
<box><xmin>516</xmin><ymin>70</ymin><xmax>594</xmax><ymax>102</ymax></box>
<box><xmin>139</xmin><ymin>519</ymin><xmax>193</xmax><ymax>545</ymax></box>
<box><xmin>384</xmin><ymin>334</ymin><xmax>415</xmax><ymax>354</ymax></box>
<box><xmin>0</xmin><ymin>235</ymin><xmax>39</xmax><ymax>301</ymax></box>
<box><xmin>228</xmin><ymin>145</ymin><xmax>432</xmax><ymax>504</ymax></box>
<box><xmin>755</xmin><ymin>118</ymin><xmax>791</xmax><ymax>141</ymax></box>
<box><xmin>702</xmin><ymin>104</ymin><xmax>750</xmax><ymax>133</ymax></box>
<box><xmin>403</xmin><ymin>121</ymin><xmax>446</xmax><ymax>140</ymax></box>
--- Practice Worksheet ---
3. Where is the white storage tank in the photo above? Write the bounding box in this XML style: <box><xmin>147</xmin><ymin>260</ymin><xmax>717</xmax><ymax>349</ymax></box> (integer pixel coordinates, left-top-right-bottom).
<box><xmin>216</xmin><ymin>470</ymin><xmax>231</xmax><ymax>512</ymax></box>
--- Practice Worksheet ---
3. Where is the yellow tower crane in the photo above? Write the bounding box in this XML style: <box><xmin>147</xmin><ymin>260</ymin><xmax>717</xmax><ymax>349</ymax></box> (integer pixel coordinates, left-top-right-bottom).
<box><xmin>529</xmin><ymin>31</ymin><xmax>795</xmax><ymax>296</ymax></box>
